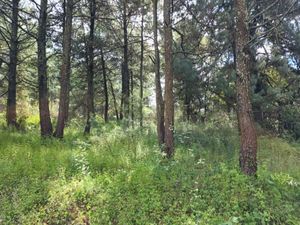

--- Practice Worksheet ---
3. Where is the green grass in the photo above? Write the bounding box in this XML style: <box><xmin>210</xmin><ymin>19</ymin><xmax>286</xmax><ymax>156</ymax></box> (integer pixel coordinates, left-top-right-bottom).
<box><xmin>0</xmin><ymin>120</ymin><xmax>299</xmax><ymax>224</ymax></box>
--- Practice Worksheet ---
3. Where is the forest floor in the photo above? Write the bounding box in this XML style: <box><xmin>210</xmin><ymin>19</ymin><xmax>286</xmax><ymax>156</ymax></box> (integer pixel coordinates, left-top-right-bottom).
<box><xmin>0</xmin><ymin>117</ymin><xmax>299</xmax><ymax>224</ymax></box>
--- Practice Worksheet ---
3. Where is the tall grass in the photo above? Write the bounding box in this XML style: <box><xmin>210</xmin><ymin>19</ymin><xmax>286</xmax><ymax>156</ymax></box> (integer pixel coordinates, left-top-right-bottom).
<box><xmin>0</xmin><ymin>119</ymin><xmax>299</xmax><ymax>224</ymax></box>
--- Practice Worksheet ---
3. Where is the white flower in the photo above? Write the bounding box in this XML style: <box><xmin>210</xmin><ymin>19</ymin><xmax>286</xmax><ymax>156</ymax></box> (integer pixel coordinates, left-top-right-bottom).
<box><xmin>196</xmin><ymin>158</ymin><xmax>205</xmax><ymax>165</ymax></box>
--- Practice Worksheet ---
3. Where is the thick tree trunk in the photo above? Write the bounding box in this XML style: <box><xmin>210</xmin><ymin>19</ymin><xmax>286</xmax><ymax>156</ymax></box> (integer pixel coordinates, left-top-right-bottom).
<box><xmin>6</xmin><ymin>0</ymin><xmax>19</xmax><ymax>127</ymax></box>
<box><xmin>163</xmin><ymin>0</ymin><xmax>174</xmax><ymax>157</ymax></box>
<box><xmin>234</xmin><ymin>0</ymin><xmax>258</xmax><ymax>176</ymax></box>
<box><xmin>54</xmin><ymin>0</ymin><xmax>73</xmax><ymax>138</ymax></box>
<box><xmin>100</xmin><ymin>47</ymin><xmax>109</xmax><ymax>123</ymax></box>
<box><xmin>38</xmin><ymin>0</ymin><xmax>53</xmax><ymax>137</ymax></box>
<box><xmin>84</xmin><ymin>0</ymin><xmax>96</xmax><ymax>134</ymax></box>
<box><xmin>153</xmin><ymin>0</ymin><xmax>164</xmax><ymax>146</ymax></box>
<box><xmin>139</xmin><ymin>6</ymin><xmax>144</xmax><ymax>128</ymax></box>
<box><xmin>121</xmin><ymin>0</ymin><xmax>130</xmax><ymax>121</ymax></box>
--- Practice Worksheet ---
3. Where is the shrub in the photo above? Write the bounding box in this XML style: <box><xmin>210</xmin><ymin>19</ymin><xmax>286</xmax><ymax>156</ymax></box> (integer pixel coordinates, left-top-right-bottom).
<box><xmin>0</xmin><ymin>123</ymin><xmax>299</xmax><ymax>224</ymax></box>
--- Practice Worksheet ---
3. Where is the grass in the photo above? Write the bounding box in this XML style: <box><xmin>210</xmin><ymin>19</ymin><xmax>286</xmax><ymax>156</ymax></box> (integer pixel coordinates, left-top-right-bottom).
<box><xmin>0</xmin><ymin>119</ymin><xmax>299</xmax><ymax>224</ymax></box>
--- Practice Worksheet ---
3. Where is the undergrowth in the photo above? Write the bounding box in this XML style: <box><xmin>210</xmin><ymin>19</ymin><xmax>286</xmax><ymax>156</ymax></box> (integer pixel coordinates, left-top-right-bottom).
<box><xmin>0</xmin><ymin>118</ymin><xmax>299</xmax><ymax>224</ymax></box>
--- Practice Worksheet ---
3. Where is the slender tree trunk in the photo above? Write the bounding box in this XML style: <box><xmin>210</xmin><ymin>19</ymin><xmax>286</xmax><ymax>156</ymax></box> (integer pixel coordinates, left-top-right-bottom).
<box><xmin>153</xmin><ymin>0</ymin><xmax>164</xmax><ymax>146</ymax></box>
<box><xmin>38</xmin><ymin>0</ymin><xmax>53</xmax><ymax>137</ymax></box>
<box><xmin>130</xmin><ymin>70</ymin><xmax>134</xmax><ymax>128</ymax></box>
<box><xmin>100</xmin><ymin>47</ymin><xmax>109</xmax><ymax>122</ymax></box>
<box><xmin>108</xmin><ymin>78</ymin><xmax>119</xmax><ymax>120</ymax></box>
<box><xmin>121</xmin><ymin>0</ymin><xmax>130</xmax><ymax>121</ymax></box>
<box><xmin>234</xmin><ymin>0</ymin><xmax>258</xmax><ymax>176</ymax></box>
<box><xmin>54</xmin><ymin>0</ymin><xmax>73</xmax><ymax>138</ymax></box>
<box><xmin>62</xmin><ymin>0</ymin><xmax>70</xmax><ymax>124</ymax></box>
<box><xmin>163</xmin><ymin>0</ymin><xmax>174</xmax><ymax>157</ymax></box>
<box><xmin>84</xmin><ymin>0</ymin><xmax>96</xmax><ymax>134</ymax></box>
<box><xmin>184</xmin><ymin>86</ymin><xmax>191</xmax><ymax>122</ymax></box>
<box><xmin>6</xmin><ymin>0</ymin><xmax>19</xmax><ymax>127</ymax></box>
<box><xmin>139</xmin><ymin>5</ymin><xmax>144</xmax><ymax>128</ymax></box>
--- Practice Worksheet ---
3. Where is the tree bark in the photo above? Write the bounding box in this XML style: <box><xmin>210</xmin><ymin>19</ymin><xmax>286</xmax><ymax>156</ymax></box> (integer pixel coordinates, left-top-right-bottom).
<box><xmin>100</xmin><ymin>46</ymin><xmax>109</xmax><ymax>123</ymax></box>
<box><xmin>120</xmin><ymin>0</ymin><xmax>130</xmax><ymax>122</ymax></box>
<box><xmin>54</xmin><ymin>0</ymin><xmax>73</xmax><ymax>138</ymax></box>
<box><xmin>153</xmin><ymin>0</ymin><xmax>165</xmax><ymax>146</ymax></box>
<box><xmin>38</xmin><ymin>0</ymin><xmax>53</xmax><ymax>137</ymax></box>
<box><xmin>139</xmin><ymin>5</ymin><xmax>144</xmax><ymax>128</ymax></box>
<box><xmin>6</xmin><ymin>0</ymin><xmax>19</xmax><ymax>127</ymax></box>
<box><xmin>84</xmin><ymin>0</ymin><xmax>96</xmax><ymax>134</ymax></box>
<box><xmin>234</xmin><ymin>0</ymin><xmax>258</xmax><ymax>176</ymax></box>
<box><xmin>163</xmin><ymin>0</ymin><xmax>174</xmax><ymax>157</ymax></box>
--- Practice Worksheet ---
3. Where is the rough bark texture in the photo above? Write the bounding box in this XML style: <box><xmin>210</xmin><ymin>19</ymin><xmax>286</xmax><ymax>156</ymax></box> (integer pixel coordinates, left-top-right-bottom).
<box><xmin>54</xmin><ymin>0</ymin><xmax>73</xmax><ymax>138</ymax></box>
<box><xmin>153</xmin><ymin>0</ymin><xmax>164</xmax><ymax>146</ymax></box>
<box><xmin>234</xmin><ymin>0</ymin><xmax>258</xmax><ymax>176</ymax></box>
<box><xmin>120</xmin><ymin>0</ymin><xmax>130</xmax><ymax>121</ymax></box>
<box><xmin>38</xmin><ymin>0</ymin><xmax>53</xmax><ymax>137</ymax></box>
<box><xmin>101</xmin><ymin>47</ymin><xmax>109</xmax><ymax>122</ymax></box>
<box><xmin>6</xmin><ymin>0</ymin><xmax>19</xmax><ymax>127</ymax></box>
<box><xmin>84</xmin><ymin>0</ymin><xmax>96</xmax><ymax>134</ymax></box>
<box><xmin>163</xmin><ymin>0</ymin><xmax>174</xmax><ymax>157</ymax></box>
<box><xmin>139</xmin><ymin>6</ymin><xmax>144</xmax><ymax>128</ymax></box>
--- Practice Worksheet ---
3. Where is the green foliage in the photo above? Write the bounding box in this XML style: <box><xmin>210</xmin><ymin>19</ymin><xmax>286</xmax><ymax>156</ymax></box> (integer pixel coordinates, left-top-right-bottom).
<box><xmin>280</xmin><ymin>105</ymin><xmax>300</xmax><ymax>139</ymax></box>
<box><xmin>0</xmin><ymin>122</ymin><xmax>299</xmax><ymax>224</ymax></box>
<box><xmin>0</xmin><ymin>112</ymin><xmax>5</xmax><ymax>128</ymax></box>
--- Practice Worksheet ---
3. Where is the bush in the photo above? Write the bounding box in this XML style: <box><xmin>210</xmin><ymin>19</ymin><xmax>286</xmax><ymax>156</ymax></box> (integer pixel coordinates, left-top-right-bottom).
<box><xmin>281</xmin><ymin>105</ymin><xmax>300</xmax><ymax>139</ymax></box>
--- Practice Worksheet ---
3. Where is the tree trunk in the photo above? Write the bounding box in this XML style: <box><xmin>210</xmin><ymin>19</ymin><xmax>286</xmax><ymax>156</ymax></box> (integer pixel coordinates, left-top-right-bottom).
<box><xmin>184</xmin><ymin>86</ymin><xmax>191</xmax><ymax>122</ymax></box>
<box><xmin>6</xmin><ymin>0</ymin><xmax>19</xmax><ymax>128</ymax></box>
<box><xmin>38</xmin><ymin>0</ymin><xmax>53</xmax><ymax>137</ymax></box>
<box><xmin>121</xmin><ymin>0</ymin><xmax>130</xmax><ymax>122</ymax></box>
<box><xmin>108</xmin><ymin>78</ymin><xmax>119</xmax><ymax>120</ymax></box>
<box><xmin>54</xmin><ymin>0</ymin><xmax>73</xmax><ymax>138</ymax></box>
<box><xmin>100</xmin><ymin>47</ymin><xmax>109</xmax><ymax>122</ymax></box>
<box><xmin>163</xmin><ymin>0</ymin><xmax>174</xmax><ymax>157</ymax></box>
<box><xmin>234</xmin><ymin>0</ymin><xmax>258</xmax><ymax>176</ymax></box>
<box><xmin>130</xmin><ymin>70</ymin><xmax>134</xmax><ymax>128</ymax></box>
<box><xmin>139</xmin><ymin>5</ymin><xmax>144</xmax><ymax>128</ymax></box>
<box><xmin>153</xmin><ymin>0</ymin><xmax>164</xmax><ymax>146</ymax></box>
<box><xmin>84</xmin><ymin>0</ymin><xmax>96</xmax><ymax>134</ymax></box>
